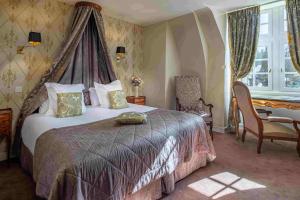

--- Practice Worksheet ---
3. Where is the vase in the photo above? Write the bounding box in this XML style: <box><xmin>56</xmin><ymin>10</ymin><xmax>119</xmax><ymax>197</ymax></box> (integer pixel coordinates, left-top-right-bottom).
<box><xmin>134</xmin><ymin>86</ymin><xmax>139</xmax><ymax>97</ymax></box>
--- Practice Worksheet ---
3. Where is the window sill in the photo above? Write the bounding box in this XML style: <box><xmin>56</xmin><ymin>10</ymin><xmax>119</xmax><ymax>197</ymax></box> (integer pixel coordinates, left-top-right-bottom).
<box><xmin>250</xmin><ymin>90</ymin><xmax>300</xmax><ymax>100</ymax></box>
<box><xmin>250</xmin><ymin>90</ymin><xmax>300</xmax><ymax>97</ymax></box>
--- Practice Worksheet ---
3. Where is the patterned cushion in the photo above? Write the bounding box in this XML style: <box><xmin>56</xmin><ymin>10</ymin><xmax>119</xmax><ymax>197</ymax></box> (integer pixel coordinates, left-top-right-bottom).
<box><xmin>108</xmin><ymin>90</ymin><xmax>129</xmax><ymax>109</ymax></box>
<box><xmin>115</xmin><ymin>112</ymin><xmax>147</xmax><ymax>124</ymax></box>
<box><xmin>56</xmin><ymin>93</ymin><xmax>83</xmax><ymax>118</ymax></box>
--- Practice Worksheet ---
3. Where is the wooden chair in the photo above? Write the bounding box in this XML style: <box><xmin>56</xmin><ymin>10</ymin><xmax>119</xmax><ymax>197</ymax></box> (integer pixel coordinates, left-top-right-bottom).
<box><xmin>233</xmin><ymin>81</ymin><xmax>300</xmax><ymax>156</ymax></box>
<box><xmin>175</xmin><ymin>76</ymin><xmax>214</xmax><ymax>140</ymax></box>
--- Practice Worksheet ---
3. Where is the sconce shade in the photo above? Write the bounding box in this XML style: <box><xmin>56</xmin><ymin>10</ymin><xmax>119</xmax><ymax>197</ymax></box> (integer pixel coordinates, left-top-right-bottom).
<box><xmin>116</xmin><ymin>46</ymin><xmax>125</xmax><ymax>54</ymax></box>
<box><xmin>28</xmin><ymin>32</ymin><xmax>41</xmax><ymax>46</ymax></box>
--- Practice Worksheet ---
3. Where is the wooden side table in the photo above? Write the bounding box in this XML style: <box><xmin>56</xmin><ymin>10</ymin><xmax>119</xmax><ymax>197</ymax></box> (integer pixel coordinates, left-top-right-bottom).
<box><xmin>126</xmin><ymin>96</ymin><xmax>146</xmax><ymax>105</ymax></box>
<box><xmin>0</xmin><ymin>108</ymin><xmax>12</xmax><ymax>164</ymax></box>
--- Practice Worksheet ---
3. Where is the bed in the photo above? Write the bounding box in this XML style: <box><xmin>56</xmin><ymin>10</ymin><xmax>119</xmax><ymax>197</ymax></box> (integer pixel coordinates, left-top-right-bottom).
<box><xmin>20</xmin><ymin>103</ymin><xmax>215</xmax><ymax>200</ymax></box>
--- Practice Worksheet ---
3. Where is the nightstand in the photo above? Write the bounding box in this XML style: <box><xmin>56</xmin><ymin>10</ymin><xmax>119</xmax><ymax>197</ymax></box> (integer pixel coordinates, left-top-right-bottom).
<box><xmin>0</xmin><ymin>108</ymin><xmax>12</xmax><ymax>164</ymax></box>
<box><xmin>126</xmin><ymin>96</ymin><xmax>146</xmax><ymax>105</ymax></box>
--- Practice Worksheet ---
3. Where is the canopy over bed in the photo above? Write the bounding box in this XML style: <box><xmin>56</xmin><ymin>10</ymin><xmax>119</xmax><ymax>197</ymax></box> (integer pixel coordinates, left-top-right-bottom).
<box><xmin>14</xmin><ymin>1</ymin><xmax>116</xmax><ymax>155</ymax></box>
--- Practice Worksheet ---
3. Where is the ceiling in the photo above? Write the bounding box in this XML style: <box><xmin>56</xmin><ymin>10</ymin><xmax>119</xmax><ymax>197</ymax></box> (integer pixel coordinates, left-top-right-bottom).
<box><xmin>62</xmin><ymin>0</ymin><xmax>275</xmax><ymax>26</ymax></box>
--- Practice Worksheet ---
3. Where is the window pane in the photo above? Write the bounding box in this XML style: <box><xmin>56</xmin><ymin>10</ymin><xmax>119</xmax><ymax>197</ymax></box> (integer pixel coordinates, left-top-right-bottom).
<box><xmin>284</xmin><ymin>20</ymin><xmax>288</xmax><ymax>32</ymax></box>
<box><xmin>256</xmin><ymin>46</ymin><xmax>268</xmax><ymax>59</ymax></box>
<box><xmin>255</xmin><ymin>74</ymin><xmax>269</xmax><ymax>87</ymax></box>
<box><xmin>254</xmin><ymin>60</ymin><xmax>268</xmax><ymax>73</ymax></box>
<box><xmin>284</xmin><ymin>74</ymin><xmax>300</xmax><ymax>88</ymax></box>
<box><xmin>284</xmin><ymin>44</ymin><xmax>290</xmax><ymax>57</ymax></box>
<box><xmin>260</xmin><ymin>24</ymin><xmax>269</xmax><ymax>35</ymax></box>
<box><xmin>260</xmin><ymin>13</ymin><xmax>269</xmax><ymax>24</ymax></box>
<box><xmin>245</xmin><ymin>74</ymin><xmax>253</xmax><ymax>87</ymax></box>
<box><xmin>284</xmin><ymin>9</ymin><xmax>287</xmax><ymax>20</ymax></box>
<box><xmin>285</xmin><ymin>59</ymin><xmax>296</xmax><ymax>72</ymax></box>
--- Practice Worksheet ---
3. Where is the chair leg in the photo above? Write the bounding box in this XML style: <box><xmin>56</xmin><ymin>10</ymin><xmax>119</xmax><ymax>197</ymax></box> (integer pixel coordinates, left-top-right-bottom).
<box><xmin>209</xmin><ymin>122</ymin><xmax>213</xmax><ymax>141</ymax></box>
<box><xmin>271</xmin><ymin>139</ymin><xmax>273</xmax><ymax>143</ymax></box>
<box><xmin>242</xmin><ymin>128</ymin><xmax>246</xmax><ymax>143</ymax></box>
<box><xmin>257</xmin><ymin>137</ymin><xmax>263</xmax><ymax>154</ymax></box>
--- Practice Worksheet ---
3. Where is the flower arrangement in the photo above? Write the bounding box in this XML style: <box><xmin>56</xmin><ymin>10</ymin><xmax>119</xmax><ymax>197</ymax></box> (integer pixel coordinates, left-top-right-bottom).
<box><xmin>131</xmin><ymin>75</ymin><xmax>143</xmax><ymax>87</ymax></box>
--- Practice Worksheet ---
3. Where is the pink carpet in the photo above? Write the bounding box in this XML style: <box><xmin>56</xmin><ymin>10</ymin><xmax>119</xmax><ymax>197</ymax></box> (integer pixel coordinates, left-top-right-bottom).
<box><xmin>163</xmin><ymin>132</ymin><xmax>300</xmax><ymax>200</ymax></box>
<box><xmin>1</xmin><ymin>132</ymin><xmax>299</xmax><ymax>200</ymax></box>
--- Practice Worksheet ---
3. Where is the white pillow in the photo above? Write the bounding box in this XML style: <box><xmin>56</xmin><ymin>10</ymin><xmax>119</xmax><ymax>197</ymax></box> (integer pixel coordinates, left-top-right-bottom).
<box><xmin>89</xmin><ymin>88</ymin><xmax>100</xmax><ymax>106</ymax></box>
<box><xmin>39</xmin><ymin>100</ymin><xmax>49</xmax><ymax>114</ymax></box>
<box><xmin>45</xmin><ymin>83</ymin><xmax>86</xmax><ymax>115</ymax></box>
<box><xmin>94</xmin><ymin>80</ymin><xmax>123</xmax><ymax>108</ymax></box>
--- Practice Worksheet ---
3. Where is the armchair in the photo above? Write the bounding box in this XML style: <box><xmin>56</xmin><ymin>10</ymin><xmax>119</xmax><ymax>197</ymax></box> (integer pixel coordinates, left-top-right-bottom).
<box><xmin>175</xmin><ymin>76</ymin><xmax>214</xmax><ymax>140</ymax></box>
<box><xmin>233</xmin><ymin>81</ymin><xmax>300</xmax><ymax>156</ymax></box>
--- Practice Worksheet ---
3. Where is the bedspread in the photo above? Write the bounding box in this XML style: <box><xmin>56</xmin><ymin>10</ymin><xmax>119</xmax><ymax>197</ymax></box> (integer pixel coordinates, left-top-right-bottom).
<box><xmin>33</xmin><ymin>109</ymin><xmax>215</xmax><ymax>200</ymax></box>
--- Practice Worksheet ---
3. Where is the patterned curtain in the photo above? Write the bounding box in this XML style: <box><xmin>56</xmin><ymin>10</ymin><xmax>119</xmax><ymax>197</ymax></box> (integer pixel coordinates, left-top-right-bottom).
<box><xmin>227</xmin><ymin>6</ymin><xmax>260</xmax><ymax>129</ymax></box>
<box><xmin>286</xmin><ymin>0</ymin><xmax>300</xmax><ymax>74</ymax></box>
<box><xmin>14</xmin><ymin>2</ymin><xmax>116</xmax><ymax>155</ymax></box>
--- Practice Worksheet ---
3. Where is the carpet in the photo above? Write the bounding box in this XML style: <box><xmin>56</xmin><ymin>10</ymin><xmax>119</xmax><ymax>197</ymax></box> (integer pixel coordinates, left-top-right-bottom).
<box><xmin>0</xmin><ymin>133</ymin><xmax>299</xmax><ymax>200</ymax></box>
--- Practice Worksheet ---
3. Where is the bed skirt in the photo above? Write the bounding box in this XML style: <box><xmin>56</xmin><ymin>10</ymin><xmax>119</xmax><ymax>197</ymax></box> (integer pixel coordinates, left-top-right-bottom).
<box><xmin>21</xmin><ymin>142</ymin><xmax>208</xmax><ymax>200</ymax></box>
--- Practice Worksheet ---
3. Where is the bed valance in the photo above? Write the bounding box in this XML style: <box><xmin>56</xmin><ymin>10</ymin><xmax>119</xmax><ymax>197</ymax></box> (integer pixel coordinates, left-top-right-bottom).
<box><xmin>14</xmin><ymin>1</ymin><xmax>116</xmax><ymax>155</ymax></box>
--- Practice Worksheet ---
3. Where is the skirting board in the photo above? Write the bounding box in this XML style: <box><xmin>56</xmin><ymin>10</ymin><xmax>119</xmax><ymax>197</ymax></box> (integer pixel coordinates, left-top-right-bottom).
<box><xmin>213</xmin><ymin>126</ymin><xmax>226</xmax><ymax>134</ymax></box>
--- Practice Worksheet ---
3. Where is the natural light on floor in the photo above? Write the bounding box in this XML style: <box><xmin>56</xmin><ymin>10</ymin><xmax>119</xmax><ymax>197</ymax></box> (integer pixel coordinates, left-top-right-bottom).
<box><xmin>188</xmin><ymin>172</ymin><xmax>266</xmax><ymax>199</ymax></box>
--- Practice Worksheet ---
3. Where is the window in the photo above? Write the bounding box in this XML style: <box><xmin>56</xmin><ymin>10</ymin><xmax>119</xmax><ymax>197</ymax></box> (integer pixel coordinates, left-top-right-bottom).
<box><xmin>242</xmin><ymin>4</ymin><xmax>300</xmax><ymax>92</ymax></box>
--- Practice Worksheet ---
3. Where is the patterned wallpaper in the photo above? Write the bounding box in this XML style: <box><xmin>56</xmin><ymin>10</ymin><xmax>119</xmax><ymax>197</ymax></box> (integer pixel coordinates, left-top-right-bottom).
<box><xmin>0</xmin><ymin>0</ymin><xmax>144</xmax><ymax>157</ymax></box>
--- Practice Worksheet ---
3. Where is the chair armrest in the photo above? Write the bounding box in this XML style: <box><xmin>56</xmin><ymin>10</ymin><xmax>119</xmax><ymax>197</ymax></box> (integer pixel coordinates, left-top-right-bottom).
<box><xmin>199</xmin><ymin>98</ymin><xmax>213</xmax><ymax>108</ymax></box>
<box><xmin>199</xmin><ymin>98</ymin><xmax>213</xmax><ymax>117</ymax></box>
<box><xmin>267</xmin><ymin>116</ymin><xmax>294</xmax><ymax>123</ymax></box>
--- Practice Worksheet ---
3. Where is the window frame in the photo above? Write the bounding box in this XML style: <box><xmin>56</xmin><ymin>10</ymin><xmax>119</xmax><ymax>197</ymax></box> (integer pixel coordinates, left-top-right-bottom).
<box><xmin>242</xmin><ymin>4</ymin><xmax>300</xmax><ymax>94</ymax></box>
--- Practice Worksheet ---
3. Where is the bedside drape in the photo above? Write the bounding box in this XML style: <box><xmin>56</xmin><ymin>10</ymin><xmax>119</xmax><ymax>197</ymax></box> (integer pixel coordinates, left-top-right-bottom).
<box><xmin>14</xmin><ymin>2</ymin><xmax>116</xmax><ymax>156</ymax></box>
<box><xmin>286</xmin><ymin>0</ymin><xmax>300</xmax><ymax>74</ymax></box>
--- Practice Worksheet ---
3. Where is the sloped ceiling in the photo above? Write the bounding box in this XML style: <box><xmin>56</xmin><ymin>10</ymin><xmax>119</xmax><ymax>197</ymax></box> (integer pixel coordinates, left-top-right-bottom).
<box><xmin>62</xmin><ymin>0</ymin><xmax>275</xmax><ymax>26</ymax></box>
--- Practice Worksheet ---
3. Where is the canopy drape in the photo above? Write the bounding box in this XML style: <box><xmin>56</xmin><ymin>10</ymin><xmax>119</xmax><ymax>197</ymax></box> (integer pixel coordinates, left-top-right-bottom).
<box><xmin>14</xmin><ymin>2</ymin><xmax>116</xmax><ymax>155</ymax></box>
<box><xmin>227</xmin><ymin>6</ymin><xmax>260</xmax><ymax>130</ymax></box>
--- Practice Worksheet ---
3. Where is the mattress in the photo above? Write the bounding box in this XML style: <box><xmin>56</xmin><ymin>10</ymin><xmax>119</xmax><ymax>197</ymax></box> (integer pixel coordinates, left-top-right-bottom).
<box><xmin>21</xmin><ymin>103</ymin><xmax>156</xmax><ymax>154</ymax></box>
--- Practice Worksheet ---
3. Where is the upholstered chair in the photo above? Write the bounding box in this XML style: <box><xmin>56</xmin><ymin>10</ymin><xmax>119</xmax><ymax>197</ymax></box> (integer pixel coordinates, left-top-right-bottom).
<box><xmin>175</xmin><ymin>76</ymin><xmax>214</xmax><ymax>139</ymax></box>
<box><xmin>233</xmin><ymin>81</ymin><xmax>300</xmax><ymax>156</ymax></box>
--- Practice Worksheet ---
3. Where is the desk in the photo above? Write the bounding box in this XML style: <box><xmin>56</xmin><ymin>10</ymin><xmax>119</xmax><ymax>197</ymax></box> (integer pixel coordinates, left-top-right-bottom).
<box><xmin>233</xmin><ymin>95</ymin><xmax>300</xmax><ymax>137</ymax></box>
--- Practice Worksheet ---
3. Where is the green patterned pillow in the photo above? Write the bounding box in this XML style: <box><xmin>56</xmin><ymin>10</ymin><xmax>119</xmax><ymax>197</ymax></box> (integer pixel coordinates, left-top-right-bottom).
<box><xmin>115</xmin><ymin>112</ymin><xmax>147</xmax><ymax>124</ymax></box>
<box><xmin>108</xmin><ymin>90</ymin><xmax>129</xmax><ymax>109</ymax></box>
<box><xmin>56</xmin><ymin>92</ymin><xmax>82</xmax><ymax>118</ymax></box>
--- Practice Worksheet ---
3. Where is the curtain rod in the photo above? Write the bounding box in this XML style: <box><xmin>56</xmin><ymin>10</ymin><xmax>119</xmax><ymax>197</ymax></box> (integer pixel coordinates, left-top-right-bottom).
<box><xmin>226</xmin><ymin>0</ymin><xmax>284</xmax><ymax>14</ymax></box>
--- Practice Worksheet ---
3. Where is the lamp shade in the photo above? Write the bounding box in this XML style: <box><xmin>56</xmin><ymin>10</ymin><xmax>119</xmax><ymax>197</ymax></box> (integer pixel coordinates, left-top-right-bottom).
<box><xmin>28</xmin><ymin>32</ymin><xmax>41</xmax><ymax>46</ymax></box>
<box><xmin>116</xmin><ymin>46</ymin><xmax>125</xmax><ymax>54</ymax></box>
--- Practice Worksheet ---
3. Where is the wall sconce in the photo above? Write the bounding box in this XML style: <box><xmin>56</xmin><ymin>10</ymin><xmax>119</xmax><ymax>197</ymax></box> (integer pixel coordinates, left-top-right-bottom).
<box><xmin>17</xmin><ymin>32</ymin><xmax>42</xmax><ymax>54</ymax></box>
<box><xmin>116</xmin><ymin>46</ymin><xmax>126</xmax><ymax>62</ymax></box>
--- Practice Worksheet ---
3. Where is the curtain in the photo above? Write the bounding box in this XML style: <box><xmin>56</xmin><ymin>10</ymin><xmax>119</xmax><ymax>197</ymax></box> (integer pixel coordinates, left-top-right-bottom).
<box><xmin>227</xmin><ymin>6</ymin><xmax>260</xmax><ymax>130</ymax></box>
<box><xmin>286</xmin><ymin>0</ymin><xmax>300</xmax><ymax>74</ymax></box>
<box><xmin>14</xmin><ymin>2</ymin><xmax>116</xmax><ymax>155</ymax></box>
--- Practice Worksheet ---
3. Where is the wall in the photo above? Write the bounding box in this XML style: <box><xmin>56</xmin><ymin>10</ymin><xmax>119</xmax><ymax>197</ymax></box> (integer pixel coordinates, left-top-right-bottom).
<box><xmin>142</xmin><ymin>21</ymin><xmax>182</xmax><ymax>110</ymax></box>
<box><xmin>143</xmin><ymin>9</ymin><xmax>227</xmax><ymax>130</ymax></box>
<box><xmin>0</xmin><ymin>0</ymin><xmax>144</xmax><ymax>160</ymax></box>
<box><xmin>143</xmin><ymin>22</ymin><xmax>167</xmax><ymax>108</ymax></box>
<box><xmin>196</xmin><ymin>8</ymin><xmax>226</xmax><ymax>130</ymax></box>
<box><xmin>165</xmin><ymin>22</ymin><xmax>181</xmax><ymax>109</ymax></box>
<box><xmin>168</xmin><ymin>13</ymin><xmax>207</xmax><ymax>97</ymax></box>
